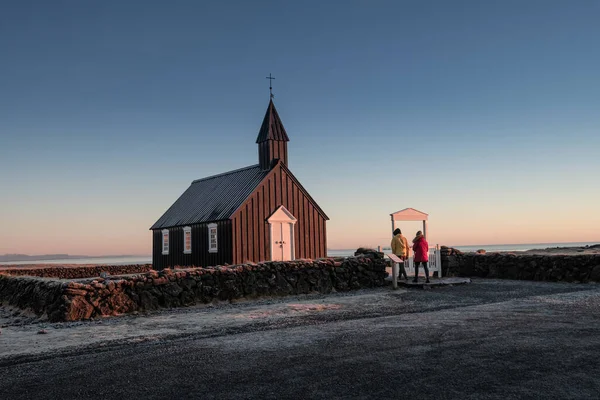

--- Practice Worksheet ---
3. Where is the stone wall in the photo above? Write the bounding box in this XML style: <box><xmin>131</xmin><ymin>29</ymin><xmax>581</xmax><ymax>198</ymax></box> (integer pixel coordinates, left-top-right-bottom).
<box><xmin>0</xmin><ymin>255</ymin><xmax>388</xmax><ymax>322</ymax></box>
<box><xmin>440</xmin><ymin>246</ymin><xmax>465</xmax><ymax>277</ymax></box>
<box><xmin>0</xmin><ymin>276</ymin><xmax>65</xmax><ymax>320</ymax></box>
<box><xmin>441</xmin><ymin>247</ymin><xmax>600</xmax><ymax>283</ymax></box>
<box><xmin>0</xmin><ymin>264</ymin><xmax>152</xmax><ymax>279</ymax></box>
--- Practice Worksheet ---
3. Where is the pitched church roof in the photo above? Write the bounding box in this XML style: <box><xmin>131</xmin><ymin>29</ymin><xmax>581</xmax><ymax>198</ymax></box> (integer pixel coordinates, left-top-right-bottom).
<box><xmin>150</xmin><ymin>99</ymin><xmax>317</xmax><ymax>230</ymax></box>
<box><xmin>150</xmin><ymin>165</ymin><xmax>270</xmax><ymax>229</ymax></box>
<box><xmin>255</xmin><ymin>99</ymin><xmax>290</xmax><ymax>143</ymax></box>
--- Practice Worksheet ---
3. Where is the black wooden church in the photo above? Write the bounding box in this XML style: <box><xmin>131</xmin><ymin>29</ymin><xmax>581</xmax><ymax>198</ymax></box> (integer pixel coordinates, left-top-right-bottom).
<box><xmin>150</xmin><ymin>99</ymin><xmax>329</xmax><ymax>269</ymax></box>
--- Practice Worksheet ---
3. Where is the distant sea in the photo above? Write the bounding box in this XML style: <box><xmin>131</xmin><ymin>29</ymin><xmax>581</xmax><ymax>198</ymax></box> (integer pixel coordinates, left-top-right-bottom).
<box><xmin>326</xmin><ymin>241</ymin><xmax>600</xmax><ymax>258</ymax></box>
<box><xmin>1</xmin><ymin>242</ymin><xmax>598</xmax><ymax>266</ymax></box>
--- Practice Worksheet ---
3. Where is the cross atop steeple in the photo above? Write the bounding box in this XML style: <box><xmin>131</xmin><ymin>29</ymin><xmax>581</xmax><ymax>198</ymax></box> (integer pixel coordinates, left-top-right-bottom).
<box><xmin>266</xmin><ymin>73</ymin><xmax>275</xmax><ymax>99</ymax></box>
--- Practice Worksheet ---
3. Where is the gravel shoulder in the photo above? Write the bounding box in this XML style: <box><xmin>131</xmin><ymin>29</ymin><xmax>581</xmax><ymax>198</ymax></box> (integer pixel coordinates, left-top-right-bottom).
<box><xmin>0</xmin><ymin>278</ymin><xmax>592</xmax><ymax>360</ymax></box>
<box><xmin>1</xmin><ymin>279</ymin><xmax>600</xmax><ymax>399</ymax></box>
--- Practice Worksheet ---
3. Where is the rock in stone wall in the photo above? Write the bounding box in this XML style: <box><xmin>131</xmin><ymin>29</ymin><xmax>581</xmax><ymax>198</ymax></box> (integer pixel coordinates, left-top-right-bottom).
<box><xmin>0</xmin><ymin>257</ymin><xmax>388</xmax><ymax>322</ymax></box>
<box><xmin>0</xmin><ymin>276</ymin><xmax>65</xmax><ymax>320</ymax></box>
<box><xmin>354</xmin><ymin>248</ymin><xmax>385</xmax><ymax>259</ymax></box>
<box><xmin>440</xmin><ymin>246</ymin><xmax>464</xmax><ymax>277</ymax></box>
<box><xmin>441</xmin><ymin>251</ymin><xmax>600</xmax><ymax>283</ymax></box>
<box><xmin>0</xmin><ymin>264</ymin><xmax>152</xmax><ymax>279</ymax></box>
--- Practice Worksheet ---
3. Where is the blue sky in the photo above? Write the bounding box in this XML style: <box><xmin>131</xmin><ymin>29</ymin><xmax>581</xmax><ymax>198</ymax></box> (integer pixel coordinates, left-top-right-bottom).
<box><xmin>1</xmin><ymin>0</ymin><xmax>599</xmax><ymax>255</ymax></box>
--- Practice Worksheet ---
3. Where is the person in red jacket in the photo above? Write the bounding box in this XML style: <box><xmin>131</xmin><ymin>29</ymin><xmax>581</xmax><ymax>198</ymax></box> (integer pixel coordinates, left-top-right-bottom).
<box><xmin>412</xmin><ymin>231</ymin><xmax>430</xmax><ymax>283</ymax></box>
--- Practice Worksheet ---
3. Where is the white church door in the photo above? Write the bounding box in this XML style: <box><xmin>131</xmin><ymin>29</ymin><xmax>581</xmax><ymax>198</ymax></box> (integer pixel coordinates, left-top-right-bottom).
<box><xmin>267</xmin><ymin>206</ymin><xmax>297</xmax><ymax>261</ymax></box>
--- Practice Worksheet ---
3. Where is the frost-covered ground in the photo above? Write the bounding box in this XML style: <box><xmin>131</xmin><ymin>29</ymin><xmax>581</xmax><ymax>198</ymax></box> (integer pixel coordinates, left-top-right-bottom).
<box><xmin>1</xmin><ymin>279</ymin><xmax>600</xmax><ymax>399</ymax></box>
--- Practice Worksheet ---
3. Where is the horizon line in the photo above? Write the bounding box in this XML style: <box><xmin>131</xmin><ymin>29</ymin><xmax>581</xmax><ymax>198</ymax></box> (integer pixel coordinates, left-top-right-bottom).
<box><xmin>3</xmin><ymin>240</ymin><xmax>600</xmax><ymax>258</ymax></box>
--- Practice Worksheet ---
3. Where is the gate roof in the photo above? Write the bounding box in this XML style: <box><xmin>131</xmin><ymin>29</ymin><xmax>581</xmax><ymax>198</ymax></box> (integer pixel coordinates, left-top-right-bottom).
<box><xmin>390</xmin><ymin>208</ymin><xmax>428</xmax><ymax>221</ymax></box>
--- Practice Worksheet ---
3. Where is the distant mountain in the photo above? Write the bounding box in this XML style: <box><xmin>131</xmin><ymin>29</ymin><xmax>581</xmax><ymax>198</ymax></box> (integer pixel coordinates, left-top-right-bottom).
<box><xmin>0</xmin><ymin>254</ymin><xmax>143</xmax><ymax>262</ymax></box>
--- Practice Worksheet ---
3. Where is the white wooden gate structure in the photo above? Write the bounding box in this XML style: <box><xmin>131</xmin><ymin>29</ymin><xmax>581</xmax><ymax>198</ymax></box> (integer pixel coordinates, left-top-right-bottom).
<box><xmin>390</xmin><ymin>208</ymin><xmax>429</xmax><ymax>239</ymax></box>
<box><xmin>387</xmin><ymin>207</ymin><xmax>441</xmax><ymax>287</ymax></box>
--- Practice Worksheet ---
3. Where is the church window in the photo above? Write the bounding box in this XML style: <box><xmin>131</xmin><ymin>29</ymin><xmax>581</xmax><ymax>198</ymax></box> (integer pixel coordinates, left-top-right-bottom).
<box><xmin>208</xmin><ymin>223</ymin><xmax>218</xmax><ymax>253</ymax></box>
<box><xmin>162</xmin><ymin>229</ymin><xmax>169</xmax><ymax>255</ymax></box>
<box><xmin>183</xmin><ymin>226</ymin><xmax>192</xmax><ymax>254</ymax></box>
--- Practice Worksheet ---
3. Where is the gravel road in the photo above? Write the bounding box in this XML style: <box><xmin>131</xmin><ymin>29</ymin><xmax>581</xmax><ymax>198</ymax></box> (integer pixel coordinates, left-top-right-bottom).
<box><xmin>1</xmin><ymin>279</ymin><xmax>600</xmax><ymax>399</ymax></box>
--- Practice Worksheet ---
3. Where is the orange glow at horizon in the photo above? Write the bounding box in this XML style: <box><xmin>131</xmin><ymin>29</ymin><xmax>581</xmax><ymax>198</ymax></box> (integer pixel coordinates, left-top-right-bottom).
<box><xmin>1</xmin><ymin>218</ymin><xmax>599</xmax><ymax>256</ymax></box>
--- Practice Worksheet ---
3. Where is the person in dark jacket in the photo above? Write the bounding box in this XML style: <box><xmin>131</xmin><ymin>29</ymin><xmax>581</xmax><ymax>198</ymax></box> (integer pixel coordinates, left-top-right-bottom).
<box><xmin>412</xmin><ymin>231</ymin><xmax>430</xmax><ymax>283</ymax></box>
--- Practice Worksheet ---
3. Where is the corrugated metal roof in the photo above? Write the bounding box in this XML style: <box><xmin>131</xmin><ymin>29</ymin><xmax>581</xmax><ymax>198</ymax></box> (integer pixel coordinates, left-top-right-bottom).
<box><xmin>255</xmin><ymin>99</ymin><xmax>290</xmax><ymax>143</ymax></box>
<box><xmin>150</xmin><ymin>164</ymin><xmax>270</xmax><ymax>229</ymax></box>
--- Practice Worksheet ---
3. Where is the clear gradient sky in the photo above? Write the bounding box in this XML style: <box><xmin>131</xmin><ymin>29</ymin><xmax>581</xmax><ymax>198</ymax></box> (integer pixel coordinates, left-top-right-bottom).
<box><xmin>1</xmin><ymin>0</ymin><xmax>599</xmax><ymax>256</ymax></box>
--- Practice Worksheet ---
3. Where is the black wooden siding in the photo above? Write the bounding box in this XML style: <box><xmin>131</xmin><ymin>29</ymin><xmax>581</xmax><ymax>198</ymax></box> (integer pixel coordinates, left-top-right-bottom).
<box><xmin>152</xmin><ymin>220</ymin><xmax>233</xmax><ymax>270</ymax></box>
<box><xmin>230</xmin><ymin>163</ymin><xmax>328</xmax><ymax>264</ymax></box>
<box><xmin>258</xmin><ymin>140</ymin><xmax>288</xmax><ymax>169</ymax></box>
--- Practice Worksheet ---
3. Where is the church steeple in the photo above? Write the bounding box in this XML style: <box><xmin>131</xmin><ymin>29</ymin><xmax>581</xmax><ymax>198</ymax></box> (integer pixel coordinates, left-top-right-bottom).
<box><xmin>256</xmin><ymin>99</ymin><xmax>290</xmax><ymax>170</ymax></box>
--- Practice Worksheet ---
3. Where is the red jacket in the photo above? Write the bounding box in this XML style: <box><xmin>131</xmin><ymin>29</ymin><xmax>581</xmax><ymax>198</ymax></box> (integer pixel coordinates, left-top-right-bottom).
<box><xmin>412</xmin><ymin>235</ymin><xmax>429</xmax><ymax>262</ymax></box>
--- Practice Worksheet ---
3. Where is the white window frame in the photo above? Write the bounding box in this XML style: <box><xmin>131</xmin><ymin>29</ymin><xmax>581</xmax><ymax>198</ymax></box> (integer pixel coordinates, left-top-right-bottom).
<box><xmin>208</xmin><ymin>223</ymin><xmax>218</xmax><ymax>253</ymax></box>
<box><xmin>183</xmin><ymin>226</ymin><xmax>192</xmax><ymax>254</ymax></box>
<box><xmin>161</xmin><ymin>229</ymin><xmax>169</xmax><ymax>255</ymax></box>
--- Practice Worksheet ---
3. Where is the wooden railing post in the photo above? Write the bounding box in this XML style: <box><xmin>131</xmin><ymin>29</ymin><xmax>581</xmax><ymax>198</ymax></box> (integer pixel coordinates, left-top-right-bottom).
<box><xmin>387</xmin><ymin>254</ymin><xmax>402</xmax><ymax>289</ymax></box>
